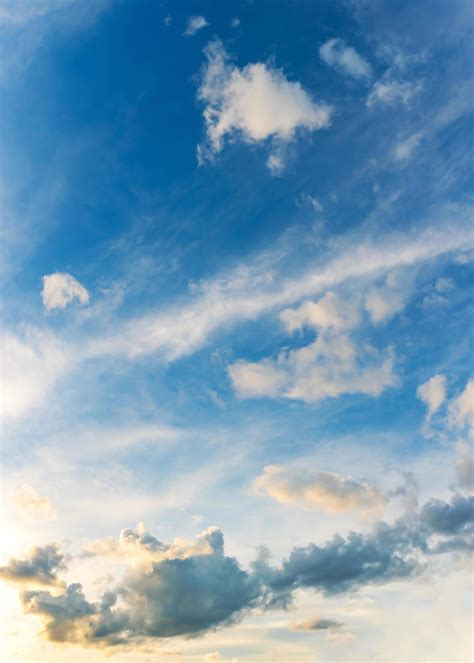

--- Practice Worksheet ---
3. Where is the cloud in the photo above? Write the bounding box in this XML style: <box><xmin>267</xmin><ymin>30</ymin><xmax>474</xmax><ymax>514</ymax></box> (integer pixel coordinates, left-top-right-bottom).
<box><xmin>0</xmin><ymin>544</ymin><xmax>65</xmax><ymax>587</ymax></box>
<box><xmin>448</xmin><ymin>378</ymin><xmax>474</xmax><ymax>433</ymax></box>
<box><xmin>254</xmin><ymin>493</ymin><xmax>473</xmax><ymax>604</ymax></box>
<box><xmin>319</xmin><ymin>38</ymin><xmax>372</xmax><ymax>80</ymax></box>
<box><xmin>10</xmin><ymin>483</ymin><xmax>56</xmax><ymax>519</ymax></box>
<box><xmin>296</xmin><ymin>617</ymin><xmax>344</xmax><ymax>631</ymax></box>
<box><xmin>455</xmin><ymin>442</ymin><xmax>474</xmax><ymax>492</ymax></box>
<box><xmin>253</xmin><ymin>465</ymin><xmax>386</xmax><ymax>514</ymax></box>
<box><xmin>82</xmin><ymin>522</ymin><xmax>224</xmax><ymax>564</ymax></box>
<box><xmin>184</xmin><ymin>15</ymin><xmax>208</xmax><ymax>37</ymax></box>
<box><xmin>363</xmin><ymin>270</ymin><xmax>413</xmax><ymax>324</ymax></box>
<box><xmin>197</xmin><ymin>40</ymin><xmax>332</xmax><ymax>170</ymax></box>
<box><xmin>280</xmin><ymin>292</ymin><xmax>353</xmax><ymax>332</ymax></box>
<box><xmin>417</xmin><ymin>375</ymin><xmax>447</xmax><ymax>419</ymax></box>
<box><xmin>393</xmin><ymin>132</ymin><xmax>423</xmax><ymax>161</ymax></box>
<box><xmin>367</xmin><ymin>79</ymin><xmax>422</xmax><ymax>108</ymax></box>
<box><xmin>419</xmin><ymin>494</ymin><xmax>474</xmax><ymax>535</ymax></box>
<box><xmin>41</xmin><ymin>272</ymin><xmax>89</xmax><ymax>310</ymax></box>
<box><xmin>13</xmin><ymin>493</ymin><xmax>474</xmax><ymax>646</ymax></box>
<box><xmin>22</xmin><ymin>527</ymin><xmax>261</xmax><ymax>645</ymax></box>
<box><xmin>229</xmin><ymin>292</ymin><xmax>397</xmax><ymax>404</ymax></box>
<box><xmin>0</xmin><ymin>328</ymin><xmax>72</xmax><ymax>420</ymax></box>
<box><xmin>91</xmin><ymin>218</ymin><xmax>472</xmax><ymax>365</ymax></box>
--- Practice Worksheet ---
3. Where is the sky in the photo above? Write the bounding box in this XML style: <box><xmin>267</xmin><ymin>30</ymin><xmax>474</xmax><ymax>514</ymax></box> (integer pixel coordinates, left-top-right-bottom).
<box><xmin>0</xmin><ymin>0</ymin><xmax>473</xmax><ymax>661</ymax></box>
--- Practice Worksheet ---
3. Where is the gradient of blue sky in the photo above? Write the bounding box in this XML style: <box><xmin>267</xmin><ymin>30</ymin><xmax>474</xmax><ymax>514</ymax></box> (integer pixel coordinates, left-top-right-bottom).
<box><xmin>0</xmin><ymin>1</ymin><xmax>473</xmax><ymax>661</ymax></box>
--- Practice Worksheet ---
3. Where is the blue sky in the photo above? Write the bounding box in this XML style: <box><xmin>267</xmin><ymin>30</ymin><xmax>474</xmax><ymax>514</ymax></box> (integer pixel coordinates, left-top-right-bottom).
<box><xmin>0</xmin><ymin>1</ymin><xmax>473</xmax><ymax>661</ymax></box>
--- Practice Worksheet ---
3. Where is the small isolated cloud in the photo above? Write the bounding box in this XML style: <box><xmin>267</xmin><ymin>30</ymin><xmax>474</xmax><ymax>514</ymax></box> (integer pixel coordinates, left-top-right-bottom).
<box><xmin>319</xmin><ymin>38</ymin><xmax>372</xmax><ymax>80</ymax></box>
<box><xmin>230</xmin><ymin>17</ymin><xmax>240</xmax><ymax>28</ymax></box>
<box><xmin>417</xmin><ymin>374</ymin><xmax>447</xmax><ymax>419</ymax></box>
<box><xmin>41</xmin><ymin>272</ymin><xmax>89</xmax><ymax>310</ymax></box>
<box><xmin>393</xmin><ymin>132</ymin><xmax>423</xmax><ymax>162</ymax></box>
<box><xmin>367</xmin><ymin>79</ymin><xmax>422</xmax><ymax>108</ymax></box>
<box><xmin>197</xmin><ymin>40</ymin><xmax>332</xmax><ymax>171</ymax></box>
<box><xmin>253</xmin><ymin>465</ymin><xmax>386</xmax><ymax>514</ymax></box>
<box><xmin>296</xmin><ymin>617</ymin><xmax>344</xmax><ymax>631</ymax></box>
<box><xmin>184</xmin><ymin>15</ymin><xmax>208</xmax><ymax>37</ymax></box>
<box><xmin>0</xmin><ymin>544</ymin><xmax>65</xmax><ymax>587</ymax></box>
<box><xmin>10</xmin><ymin>484</ymin><xmax>56</xmax><ymax>519</ymax></box>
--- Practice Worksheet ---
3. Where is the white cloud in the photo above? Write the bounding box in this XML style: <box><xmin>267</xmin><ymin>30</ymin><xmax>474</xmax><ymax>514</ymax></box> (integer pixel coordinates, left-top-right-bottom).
<box><xmin>280</xmin><ymin>292</ymin><xmax>353</xmax><ymax>332</ymax></box>
<box><xmin>0</xmin><ymin>328</ymin><xmax>72</xmax><ymax>420</ymax></box>
<box><xmin>416</xmin><ymin>375</ymin><xmax>447</xmax><ymax>419</ymax></box>
<box><xmin>393</xmin><ymin>132</ymin><xmax>423</xmax><ymax>162</ymax></box>
<box><xmin>197</xmin><ymin>40</ymin><xmax>332</xmax><ymax>170</ymax></box>
<box><xmin>228</xmin><ymin>361</ymin><xmax>287</xmax><ymax>399</ymax></box>
<box><xmin>364</xmin><ymin>274</ymin><xmax>408</xmax><ymax>323</ymax></box>
<box><xmin>319</xmin><ymin>38</ymin><xmax>372</xmax><ymax>80</ymax></box>
<box><xmin>448</xmin><ymin>378</ymin><xmax>474</xmax><ymax>433</ymax></box>
<box><xmin>229</xmin><ymin>293</ymin><xmax>397</xmax><ymax>404</ymax></box>
<box><xmin>367</xmin><ymin>79</ymin><xmax>422</xmax><ymax>108</ymax></box>
<box><xmin>253</xmin><ymin>465</ymin><xmax>386</xmax><ymax>514</ymax></box>
<box><xmin>41</xmin><ymin>272</ymin><xmax>89</xmax><ymax>310</ymax></box>
<box><xmin>90</xmin><ymin>218</ymin><xmax>473</xmax><ymax>364</ymax></box>
<box><xmin>184</xmin><ymin>15</ymin><xmax>208</xmax><ymax>36</ymax></box>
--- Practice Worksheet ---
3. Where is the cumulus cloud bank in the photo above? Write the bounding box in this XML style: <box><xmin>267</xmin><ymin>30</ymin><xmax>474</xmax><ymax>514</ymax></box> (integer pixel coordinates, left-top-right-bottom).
<box><xmin>253</xmin><ymin>465</ymin><xmax>386</xmax><ymax>514</ymax></box>
<box><xmin>41</xmin><ymin>272</ymin><xmax>89</xmax><ymax>310</ymax></box>
<box><xmin>197</xmin><ymin>40</ymin><xmax>332</xmax><ymax>170</ymax></box>
<box><xmin>319</xmin><ymin>38</ymin><xmax>372</xmax><ymax>80</ymax></box>
<box><xmin>7</xmin><ymin>493</ymin><xmax>473</xmax><ymax>647</ymax></box>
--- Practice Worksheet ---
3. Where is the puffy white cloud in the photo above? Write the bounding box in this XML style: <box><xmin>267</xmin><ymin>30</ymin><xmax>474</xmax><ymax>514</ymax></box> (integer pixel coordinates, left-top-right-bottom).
<box><xmin>197</xmin><ymin>40</ymin><xmax>332</xmax><ymax>170</ymax></box>
<box><xmin>319</xmin><ymin>38</ymin><xmax>372</xmax><ymax>80</ymax></box>
<box><xmin>280</xmin><ymin>292</ymin><xmax>351</xmax><ymax>332</ymax></box>
<box><xmin>416</xmin><ymin>374</ymin><xmax>447</xmax><ymax>419</ymax></box>
<box><xmin>0</xmin><ymin>328</ymin><xmax>71</xmax><ymax>420</ymax></box>
<box><xmin>184</xmin><ymin>15</ymin><xmax>208</xmax><ymax>36</ymax></box>
<box><xmin>253</xmin><ymin>465</ymin><xmax>386</xmax><ymax>514</ymax></box>
<box><xmin>41</xmin><ymin>272</ymin><xmax>89</xmax><ymax>310</ymax></box>
<box><xmin>367</xmin><ymin>79</ymin><xmax>422</xmax><ymax>108</ymax></box>
<box><xmin>229</xmin><ymin>293</ymin><xmax>397</xmax><ymax>404</ymax></box>
<box><xmin>393</xmin><ymin>132</ymin><xmax>423</xmax><ymax>161</ymax></box>
<box><xmin>10</xmin><ymin>484</ymin><xmax>56</xmax><ymax>519</ymax></box>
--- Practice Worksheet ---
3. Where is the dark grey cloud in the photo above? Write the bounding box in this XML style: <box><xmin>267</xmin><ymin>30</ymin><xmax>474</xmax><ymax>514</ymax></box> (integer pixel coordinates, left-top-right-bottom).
<box><xmin>253</xmin><ymin>519</ymin><xmax>422</xmax><ymax>606</ymax></box>
<box><xmin>20</xmin><ymin>528</ymin><xmax>261</xmax><ymax>646</ymax></box>
<box><xmin>420</xmin><ymin>495</ymin><xmax>474</xmax><ymax>535</ymax></box>
<box><xmin>0</xmin><ymin>544</ymin><xmax>66</xmax><ymax>586</ymax></box>
<box><xmin>11</xmin><ymin>494</ymin><xmax>474</xmax><ymax>647</ymax></box>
